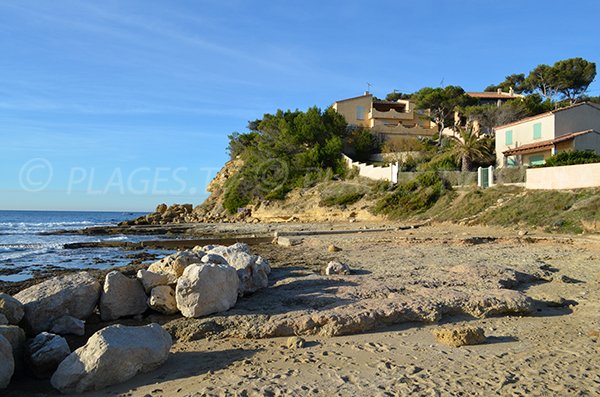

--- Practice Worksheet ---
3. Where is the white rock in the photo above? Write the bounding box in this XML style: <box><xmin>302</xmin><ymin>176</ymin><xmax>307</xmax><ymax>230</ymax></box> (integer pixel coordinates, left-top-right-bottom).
<box><xmin>136</xmin><ymin>269</ymin><xmax>175</xmax><ymax>293</ymax></box>
<box><xmin>51</xmin><ymin>315</ymin><xmax>85</xmax><ymax>336</ymax></box>
<box><xmin>51</xmin><ymin>323</ymin><xmax>172</xmax><ymax>393</ymax></box>
<box><xmin>325</xmin><ymin>261</ymin><xmax>351</xmax><ymax>275</ymax></box>
<box><xmin>14</xmin><ymin>272</ymin><xmax>101</xmax><ymax>334</ymax></box>
<box><xmin>148</xmin><ymin>251</ymin><xmax>204</xmax><ymax>279</ymax></box>
<box><xmin>175</xmin><ymin>264</ymin><xmax>239</xmax><ymax>318</ymax></box>
<box><xmin>0</xmin><ymin>293</ymin><xmax>24</xmax><ymax>325</ymax></box>
<box><xmin>148</xmin><ymin>286</ymin><xmax>178</xmax><ymax>315</ymax></box>
<box><xmin>26</xmin><ymin>332</ymin><xmax>70</xmax><ymax>378</ymax></box>
<box><xmin>0</xmin><ymin>335</ymin><xmax>14</xmax><ymax>389</ymax></box>
<box><xmin>201</xmin><ymin>253</ymin><xmax>228</xmax><ymax>265</ymax></box>
<box><xmin>277</xmin><ymin>237</ymin><xmax>302</xmax><ymax>247</ymax></box>
<box><xmin>100</xmin><ymin>271</ymin><xmax>148</xmax><ymax>321</ymax></box>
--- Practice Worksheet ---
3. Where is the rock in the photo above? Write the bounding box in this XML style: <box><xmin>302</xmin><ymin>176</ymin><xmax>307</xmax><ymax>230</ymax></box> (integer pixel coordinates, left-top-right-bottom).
<box><xmin>50</xmin><ymin>315</ymin><xmax>85</xmax><ymax>336</ymax></box>
<box><xmin>327</xmin><ymin>244</ymin><xmax>342</xmax><ymax>253</ymax></box>
<box><xmin>155</xmin><ymin>203</ymin><xmax>168</xmax><ymax>213</ymax></box>
<box><xmin>0</xmin><ymin>314</ymin><xmax>7</xmax><ymax>325</ymax></box>
<box><xmin>137</xmin><ymin>269</ymin><xmax>175</xmax><ymax>293</ymax></box>
<box><xmin>148</xmin><ymin>286</ymin><xmax>178</xmax><ymax>315</ymax></box>
<box><xmin>517</xmin><ymin>230</ymin><xmax>528</xmax><ymax>237</ymax></box>
<box><xmin>148</xmin><ymin>251</ymin><xmax>204</xmax><ymax>279</ymax></box>
<box><xmin>0</xmin><ymin>325</ymin><xmax>26</xmax><ymax>370</ymax></box>
<box><xmin>0</xmin><ymin>335</ymin><xmax>14</xmax><ymax>389</ymax></box>
<box><xmin>14</xmin><ymin>272</ymin><xmax>101</xmax><ymax>334</ymax></box>
<box><xmin>0</xmin><ymin>293</ymin><xmax>24</xmax><ymax>325</ymax></box>
<box><xmin>555</xmin><ymin>274</ymin><xmax>579</xmax><ymax>283</ymax></box>
<box><xmin>26</xmin><ymin>332</ymin><xmax>71</xmax><ymax>378</ymax></box>
<box><xmin>234</xmin><ymin>256</ymin><xmax>270</xmax><ymax>296</ymax></box>
<box><xmin>277</xmin><ymin>237</ymin><xmax>302</xmax><ymax>247</ymax></box>
<box><xmin>325</xmin><ymin>261</ymin><xmax>351</xmax><ymax>275</ymax></box>
<box><xmin>286</xmin><ymin>336</ymin><xmax>305</xmax><ymax>349</ymax></box>
<box><xmin>51</xmin><ymin>323</ymin><xmax>172</xmax><ymax>393</ymax></box>
<box><xmin>432</xmin><ymin>326</ymin><xmax>486</xmax><ymax>347</ymax></box>
<box><xmin>176</xmin><ymin>264</ymin><xmax>239</xmax><ymax>318</ymax></box>
<box><xmin>201</xmin><ymin>253</ymin><xmax>229</xmax><ymax>265</ymax></box>
<box><xmin>100</xmin><ymin>271</ymin><xmax>148</xmax><ymax>321</ymax></box>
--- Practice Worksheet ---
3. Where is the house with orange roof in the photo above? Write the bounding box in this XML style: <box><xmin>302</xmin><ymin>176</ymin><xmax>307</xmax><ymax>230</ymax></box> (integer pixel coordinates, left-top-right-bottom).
<box><xmin>495</xmin><ymin>102</ymin><xmax>600</xmax><ymax>167</ymax></box>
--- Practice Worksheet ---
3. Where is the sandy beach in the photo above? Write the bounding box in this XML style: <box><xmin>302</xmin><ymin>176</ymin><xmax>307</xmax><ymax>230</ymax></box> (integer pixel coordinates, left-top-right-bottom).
<box><xmin>6</xmin><ymin>222</ymin><xmax>598</xmax><ymax>396</ymax></box>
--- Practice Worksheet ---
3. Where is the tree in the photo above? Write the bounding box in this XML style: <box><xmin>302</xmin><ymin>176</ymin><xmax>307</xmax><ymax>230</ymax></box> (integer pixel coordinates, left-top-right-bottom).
<box><xmin>485</xmin><ymin>74</ymin><xmax>526</xmax><ymax>93</ymax></box>
<box><xmin>385</xmin><ymin>91</ymin><xmax>412</xmax><ymax>101</ymax></box>
<box><xmin>344</xmin><ymin>127</ymin><xmax>380</xmax><ymax>162</ymax></box>
<box><xmin>524</xmin><ymin>64</ymin><xmax>559</xmax><ymax>101</ymax></box>
<box><xmin>412</xmin><ymin>86</ymin><xmax>472</xmax><ymax>143</ymax></box>
<box><xmin>449</xmin><ymin>128</ymin><xmax>492</xmax><ymax>172</ymax></box>
<box><xmin>553</xmin><ymin>58</ymin><xmax>596</xmax><ymax>104</ymax></box>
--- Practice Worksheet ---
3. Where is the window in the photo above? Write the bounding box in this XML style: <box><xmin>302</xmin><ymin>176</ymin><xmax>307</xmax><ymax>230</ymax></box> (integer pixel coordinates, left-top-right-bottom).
<box><xmin>505</xmin><ymin>130</ymin><xmax>513</xmax><ymax>145</ymax></box>
<box><xmin>533</xmin><ymin>123</ymin><xmax>542</xmax><ymax>139</ymax></box>
<box><xmin>529</xmin><ymin>154</ymin><xmax>545</xmax><ymax>166</ymax></box>
<box><xmin>356</xmin><ymin>106</ymin><xmax>365</xmax><ymax>120</ymax></box>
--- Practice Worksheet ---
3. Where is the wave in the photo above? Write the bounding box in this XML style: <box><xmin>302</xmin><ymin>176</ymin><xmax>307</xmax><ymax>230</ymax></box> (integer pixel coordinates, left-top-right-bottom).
<box><xmin>0</xmin><ymin>243</ymin><xmax>63</xmax><ymax>261</ymax></box>
<box><xmin>0</xmin><ymin>221</ymin><xmax>113</xmax><ymax>234</ymax></box>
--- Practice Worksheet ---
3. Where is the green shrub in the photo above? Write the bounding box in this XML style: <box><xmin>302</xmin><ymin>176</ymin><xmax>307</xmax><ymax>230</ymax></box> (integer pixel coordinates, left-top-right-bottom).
<box><xmin>541</xmin><ymin>150</ymin><xmax>600</xmax><ymax>167</ymax></box>
<box><xmin>373</xmin><ymin>172</ymin><xmax>451</xmax><ymax>218</ymax></box>
<box><xmin>320</xmin><ymin>191</ymin><xmax>365</xmax><ymax>207</ymax></box>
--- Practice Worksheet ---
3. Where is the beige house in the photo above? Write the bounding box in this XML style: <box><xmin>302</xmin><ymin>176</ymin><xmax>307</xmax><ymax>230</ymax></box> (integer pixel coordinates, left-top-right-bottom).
<box><xmin>495</xmin><ymin>102</ymin><xmax>600</xmax><ymax>167</ymax></box>
<box><xmin>332</xmin><ymin>92</ymin><xmax>436</xmax><ymax>143</ymax></box>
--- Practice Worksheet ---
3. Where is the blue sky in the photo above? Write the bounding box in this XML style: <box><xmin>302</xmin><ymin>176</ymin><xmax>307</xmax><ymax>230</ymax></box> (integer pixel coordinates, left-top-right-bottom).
<box><xmin>1</xmin><ymin>0</ymin><xmax>599</xmax><ymax>211</ymax></box>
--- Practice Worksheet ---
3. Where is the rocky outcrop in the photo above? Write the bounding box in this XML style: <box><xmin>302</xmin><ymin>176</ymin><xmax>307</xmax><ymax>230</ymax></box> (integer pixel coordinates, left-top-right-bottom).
<box><xmin>432</xmin><ymin>326</ymin><xmax>486</xmax><ymax>347</ymax></box>
<box><xmin>176</xmin><ymin>264</ymin><xmax>239</xmax><ymax>318</ymax></box>
<box><xmin>26</xmin><ymin>332</ymin><xmax>71</xmax><ymax>378</ymax></box>
<box><xmin>50</xmin><ymin>315</ymin><xmax>85</xmax><ymax>336</ymax></box>
<box><xmin>0</xmin><ymin>335</ymin><xmax>14</xmax><ymax>389</ymax></box>
<box><xmin>0</xmin><ymin>293</ymin><xmax>24</xmax><ymax>325</ymax></box>
<box><xmin>148</xmin><ymin>286</ymin><xmax>178</xmax><ymax>315</ymax></box>
<box><xmin>51</xmin><ymin>324</ymin><xmax>172</xmax><ymax>393</ymax></box>
<box><xmin>14</xmin><ymin>272</ymin><xmax>101</xmax><ymax>334</ymax></box>
<box><xmin>100</xmin><ymin>271</ymin><xmax>148</xmax><ymax>321</ymax></box>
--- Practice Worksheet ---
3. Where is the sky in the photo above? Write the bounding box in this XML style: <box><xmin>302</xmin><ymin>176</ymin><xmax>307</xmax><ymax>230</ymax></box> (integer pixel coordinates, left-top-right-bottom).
<box><xmin>1</xmin><ymin>0</ymin><xmax>599</xmax><ymax>211</ymax></box>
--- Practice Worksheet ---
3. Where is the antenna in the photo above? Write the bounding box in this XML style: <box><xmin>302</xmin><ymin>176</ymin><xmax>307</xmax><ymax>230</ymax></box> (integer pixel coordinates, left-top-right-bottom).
<box><xmin>439</xmin><ymin>78</ymin><xmax>445</xmax><ymax>87</ymax></box>
<box><xmin>366</xmin><ymin>82</ymin><xmax>372</xmax><ymax>93</ymax></box>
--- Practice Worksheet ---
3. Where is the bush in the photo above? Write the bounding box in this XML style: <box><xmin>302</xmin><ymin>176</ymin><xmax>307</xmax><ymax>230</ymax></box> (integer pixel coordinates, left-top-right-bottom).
<box><xmin>320</xmin><ymin>191</ymin><xmax>365</xmax><ymax>207</ymax></box>
<box><xmin>541</xmin><ymin>150</ymin><xmax>600</xmax><ymax>167</ymax></box>
<box><xmin>373</xmin><ymin>172</ymin><xmax>451</xmax><ymax>218</ymax></box>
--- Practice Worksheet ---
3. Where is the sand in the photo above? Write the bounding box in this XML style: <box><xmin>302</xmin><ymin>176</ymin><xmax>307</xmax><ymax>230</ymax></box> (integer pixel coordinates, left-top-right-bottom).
<box><xmin>6</xmin><ymin>223</ymin><xmax>600</xmax><ymax>396</ymax></box>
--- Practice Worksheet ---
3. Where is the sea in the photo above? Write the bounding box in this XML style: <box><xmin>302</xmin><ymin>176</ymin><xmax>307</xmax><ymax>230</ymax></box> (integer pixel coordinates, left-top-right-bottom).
<box><xmin>0</xmin><ymin>210</ymin><xmax>171</xmax><ymax>282</ymax></box>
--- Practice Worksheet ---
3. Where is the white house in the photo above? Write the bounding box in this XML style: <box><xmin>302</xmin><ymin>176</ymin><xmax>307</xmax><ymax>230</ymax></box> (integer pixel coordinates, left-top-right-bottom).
<box><xmin>494</xmin><ymin>102</ymin><xmax>600</xmax><ymax>167</ymax></box>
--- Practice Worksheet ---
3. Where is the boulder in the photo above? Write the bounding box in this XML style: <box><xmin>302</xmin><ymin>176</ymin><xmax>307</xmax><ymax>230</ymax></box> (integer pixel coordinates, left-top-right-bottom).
<box><xmin>0</xmin><ymin>314</ymin><xmax>7</xmax><ymax>325</ymax></box>
<box><xmin>0</xmin><ymin>335</ymin><xmax>14</xmax><ymax>389</ymax></box>
<box><xmin>26</xmin><ymin>332</ymin><xmax>70</xmax><ymax>378</ymax></box>
<box><xmin>51</xmin><ymin>324</ymin><xmax>172</xmax><ymax>393</ymax></box>
<box><xmin>432</xmin><ymin>326</ymin><xmax>486</xmax><ymax>347</ymax></box>
<box><xmin>276</xmin><ymin>237</ymin><xmax>302</xmax><ymax>247</ymax></box>
<box><xmin>325</xmin><ymin>261</ymin><xmax>351</xmax><ymax>275</ymax></box>
<box><xmin>100</xmin><ymin>271</ymin><xmax>148</xmax><ymax>321</ymax></box>
<box><xmin>201</xmin><ymin>253</ymin><xmax>229</xmax><ymax>265</ymax></box>
<box><xmin>0</xmin><ymin>325</ymin><xmax>26</xmax><ymax>370</ymax></box>
<box><xmin>155</xmin><ymin>203</ymin><xmax>168</xmax><ymax>214</ymax></box>
<box><xmin>148</xmin><ymin>286</ymin><xmax>178</xmax><ymax>315</ymax></box>
<box><xmin>0</xmin><ymin>293</ymin><xmax>24</xmax><ymax>325</ymax></box>
<box><xmin>176</xmin><ymin>264</ymin><xmax>239</xmax><ymax>318</ymax></box>
<box><xmin>51</xmin><ymin>315</ymin><xmax>85</xmax><ymax>336</ymax></box>
<box><xmin>286</xmin><ymin>336</ymin><xmax>306</xmax><ymax>349</ymax></box>
<box><xmin>14</xmin><ymin>272</ymin><xmax>101</xmax><ymax>334</ymax></box>
<box><xmin>148</xmin><ymin>251</ymin><xmax>204</xmax><ymax>279</ymax></box>
<box><xmin>327</xmin><ymin>244</ymin><xmax>342</xmax><ymax>253</ymax></box>
<box><xmin>137</xmin><ymin>269</ymin><xmax>175</xmax><ymax>293</ymax></box>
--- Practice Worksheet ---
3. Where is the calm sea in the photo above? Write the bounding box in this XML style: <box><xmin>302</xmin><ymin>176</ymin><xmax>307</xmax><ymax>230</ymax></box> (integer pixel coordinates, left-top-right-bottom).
<box><xmin>0</xmin><ymin>210</ymin><xmax>169</xmax><ymax>282</ymax></box>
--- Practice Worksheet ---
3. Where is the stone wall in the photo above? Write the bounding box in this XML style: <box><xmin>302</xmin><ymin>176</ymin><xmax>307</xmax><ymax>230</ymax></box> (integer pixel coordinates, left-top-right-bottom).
<box><xmin>526</xmin><ymin>163</ymin><xmax>600</xmax><ymax>189</ymax></box>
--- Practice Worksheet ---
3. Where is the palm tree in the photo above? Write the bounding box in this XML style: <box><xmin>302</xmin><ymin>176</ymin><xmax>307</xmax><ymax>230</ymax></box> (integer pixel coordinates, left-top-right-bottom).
<box><xmin>449</xmin><ymin>128</ymin><xmax>492</xmax><ymax>172</ymax></box>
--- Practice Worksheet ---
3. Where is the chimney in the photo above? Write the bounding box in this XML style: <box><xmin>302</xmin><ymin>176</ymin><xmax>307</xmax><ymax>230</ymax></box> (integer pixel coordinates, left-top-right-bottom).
<box><xmin>364</xmin><ymin>91</ymin><xmax>370</xmax><ymax>96</ymax></box>
<box><xmin>509</xmin><ymin>87</ymin><xmax>514</xmax><ymax>96</ymax></box>
<box><xmin>497</xmin><ymin>88</ymin><xmax>502</xmax><ymax>94</ymax></box>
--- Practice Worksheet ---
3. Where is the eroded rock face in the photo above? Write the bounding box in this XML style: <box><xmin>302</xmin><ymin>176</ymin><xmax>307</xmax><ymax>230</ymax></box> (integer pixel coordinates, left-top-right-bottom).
<box><xmin>50</xmin><ymin>323</ymin><xmax>172</xmax><ymax>394</ymax></box>
<box><xmin>0</xmin><ymin>294</ymin><xmax>24</xmax><ymax>325</ymax></box>
<box><xmin>432</xmin><ymin>326</ymin><xmax>486</xmax><ymax>347</ymax></box>
<box><xmin>148</xmin><ymin>286</ymin><xmax>178</xmax><ymax>315</ymax></box>
<box><xmin>0</xmin><ymin>335</ymin><xmax>14</xmax><ymax>389</ymax></box>
<box><xmin>148</xmin><ymin>251</ymin><xmax>204</xmax><ymax>279</ymax></box>
<box><xmin>14</xmin><ymin>272</ymin><xmax>101</xmax><ymax>334</ymax></box>
<box><xmin>100</xmin><ymin>271</ymin><xmax>148</xmax><ymax>321</ymax></box>
<box><xmin>176</xmin><ymin>264</ymin><xmax>239</xmax><ymax>318</ymax></box>
<box><xmin>26</xmin><ymin>332</ymin><xmax>71</xmax><ymax>378</ymax></box>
